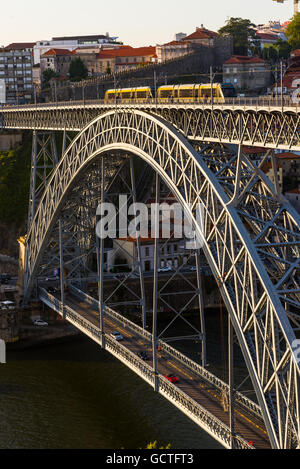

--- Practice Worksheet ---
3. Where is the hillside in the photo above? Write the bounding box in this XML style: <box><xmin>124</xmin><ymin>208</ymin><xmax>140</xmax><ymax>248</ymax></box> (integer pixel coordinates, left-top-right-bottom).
<box><xmin>0</xmin><ymin>132</ymin><xmax>32</xmax><ymax>259</ymax></box>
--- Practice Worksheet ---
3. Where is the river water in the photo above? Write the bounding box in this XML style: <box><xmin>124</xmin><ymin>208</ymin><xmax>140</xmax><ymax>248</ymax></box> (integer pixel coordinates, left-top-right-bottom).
<box><xmin>0</xmin><ymin>336</ymin><xmax>222</xmax><ymax>449</ymax></box>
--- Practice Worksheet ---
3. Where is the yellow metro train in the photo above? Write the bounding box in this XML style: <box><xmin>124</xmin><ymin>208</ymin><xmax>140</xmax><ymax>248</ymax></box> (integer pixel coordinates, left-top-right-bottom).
<box><xmin>104</xmin><ymin>83</ymin><xmax>226</xmax><ymax>103</ymax></box>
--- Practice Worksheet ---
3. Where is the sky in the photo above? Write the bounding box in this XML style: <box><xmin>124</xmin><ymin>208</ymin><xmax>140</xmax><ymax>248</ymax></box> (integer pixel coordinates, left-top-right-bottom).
<box><xmin>0</xmin><ymin>0</ymin><xmax>293</xmax><ymax>48</ymax></box>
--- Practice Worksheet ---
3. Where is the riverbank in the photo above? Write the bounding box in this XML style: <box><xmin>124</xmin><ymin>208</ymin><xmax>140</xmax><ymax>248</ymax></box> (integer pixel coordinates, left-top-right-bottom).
<box><xmin>7</xmin><ymin>322</ymin><xmax>82</xmax><ymax>351</ymax></box>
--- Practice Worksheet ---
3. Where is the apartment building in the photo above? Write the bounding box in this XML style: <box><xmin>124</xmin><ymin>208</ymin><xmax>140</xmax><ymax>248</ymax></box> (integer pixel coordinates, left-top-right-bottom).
<box><xmin>0</xmin><ymin>43</ymin><xmax>34</xmax><ymax>104</ymax></box>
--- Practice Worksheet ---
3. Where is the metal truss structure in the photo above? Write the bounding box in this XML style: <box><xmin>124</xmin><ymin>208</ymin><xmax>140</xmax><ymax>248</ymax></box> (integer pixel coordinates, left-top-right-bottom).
<box><xmin>2</xmin><ymin>103</ymin><xmax>300</xmax><ymax>448</ymax></box>
<box><xmin>1</xmin><ymin>101</ymin><xmax>299</xmax><ymax>151</ymax></box>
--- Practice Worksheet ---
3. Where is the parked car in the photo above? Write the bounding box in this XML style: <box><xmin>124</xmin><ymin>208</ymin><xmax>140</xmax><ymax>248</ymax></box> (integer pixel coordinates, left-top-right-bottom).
<box><xmin>32</xmin><ymin>318</ymin><xmax>48</xmax><ymax>326</ymax></box>
<box><xmin>164</xmin><ymin>374</ymin><xmax>179</xmax><ymax>383</ymax></box>
<box><xmin>110</xmin><ymin>331</ymin><xmax>123</xmax><ymax>341</ymax></box>
<box><xmin>158</xmin><ymin>266</ymin><xmax>172</xmax><ymax>272</ymax></box>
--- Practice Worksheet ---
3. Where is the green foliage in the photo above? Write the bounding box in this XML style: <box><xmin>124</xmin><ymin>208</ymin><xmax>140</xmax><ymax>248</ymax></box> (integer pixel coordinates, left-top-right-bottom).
<box><xmin>0</xmin><ymin>132</ymin><xmax>65</xmax><ymax>225</ymax></box>
<box><xmin>0</xmin><ymin>134</ymin><xmax>32</xmax><ymax>224</ymax></box>
<box><xmin>218</xmin><ymin>17</ymin><xmax>256</xmax><ymax>56</ymax></box>
<box><xmin>275</xmin><ymin>39</ymin><xmax>292</xmax><ymax>59</ymax></box>
<box><xmin>262</xmin><ymin>45</ymin><xmax>278</xmax><ymax>61</ymax></box>
<box><xmin>286</xmin><ymin>13</ymin><xmax>300</xmax><ymax>50</ymax></box>
<box><xmin>105</xmin><ymin>63</ymin><xmax>112</xmax><ymax>75</ymax></box>
<box><xmin>261</xmin><ymin>40</ymin><xmax>292</xmax><ymax>62</ymax></box>
<box><xmin>43</xmin><ymin>69</ymin><xmax>57</xmax><ymax>89</ymax></box>
<box><xmin>69</xmin><ymin>57</ymin><xmax>88</xmax><ymax>82</ymax></box>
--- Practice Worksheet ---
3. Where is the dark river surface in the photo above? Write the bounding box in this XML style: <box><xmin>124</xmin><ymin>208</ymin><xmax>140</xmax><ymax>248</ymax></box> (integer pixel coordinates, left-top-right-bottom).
<box><xmin>0</xmin><ymin>334</ymin><xmax>223</xmax><ymax>449</ymax></box>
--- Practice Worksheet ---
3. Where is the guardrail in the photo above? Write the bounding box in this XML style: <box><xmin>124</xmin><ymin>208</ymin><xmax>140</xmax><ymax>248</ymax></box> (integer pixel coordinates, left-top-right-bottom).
<box><xmin>1</xmin><ymin>95</ymin><xmax>298</xmax><ymax>111</ymax></box>
<box><xmin>69</xmin><ymin>285</ymin><xmax>263</xmax><ymax>421</ymax></box>
<box><xmin>39</xmin><ymin>286</ymin><xmax>254</xmax><ymax>449</ymax></box>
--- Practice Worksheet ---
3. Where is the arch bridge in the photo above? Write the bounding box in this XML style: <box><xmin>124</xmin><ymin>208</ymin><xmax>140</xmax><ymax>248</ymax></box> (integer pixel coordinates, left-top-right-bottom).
<box><xmin>1</xmin><ymin>100</ymin><xmax>299</xmax><ymax>449</ymax></box>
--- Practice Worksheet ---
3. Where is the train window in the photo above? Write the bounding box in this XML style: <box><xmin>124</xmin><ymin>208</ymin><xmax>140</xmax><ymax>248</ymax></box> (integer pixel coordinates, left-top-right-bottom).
<box><xmin>137</xmin><ymin>91</ymin><xmax>147</xmax><ymax>98</ymax></box>
<box><xmin>179</xmin><ymin>89</ymin><xmax>193</xmax><ymax>98</ymax></box>
<box><xmin>108</xmin><ymin>93</ymin><xmax>115</xmax><ymax>100</ymax></box>
<box><xmin>174</xmin><ymin>90</ymin><xmax>178</xmax><ymax>98</ymax></box>
<box><xmin>159</xmin><ymin>90</ymin><xmax>172</xmax><ymax>98</ymax></box>
<box><xmin>121</xmin><ymin>92</ymin><xmax>131</xmax><ymax>99</ymax></box>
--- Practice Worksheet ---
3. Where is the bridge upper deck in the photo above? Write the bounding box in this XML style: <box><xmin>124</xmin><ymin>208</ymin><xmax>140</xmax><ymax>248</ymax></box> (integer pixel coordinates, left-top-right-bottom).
<box><xmin>1</xmin><ymin>98</ymin><xmax>299</xmax><ymax>151</ymax></box>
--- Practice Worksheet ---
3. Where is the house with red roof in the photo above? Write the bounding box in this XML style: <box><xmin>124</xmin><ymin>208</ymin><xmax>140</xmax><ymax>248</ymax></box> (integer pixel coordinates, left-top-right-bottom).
<box><xmin>279</xmin><ymin>50</ymin><xmax>300</xmax><ymax>93</ymax></box>
<box><xmin>41</xmin><ymin>48</ymin><xmax>76</xmax><ymax>76</ymax></box>
<box><xmin>183</xmin><ymin>26</ymin><xmax>218</xmax><ymax>47</ymax></box>
<box><xmin>223</xmin><ymin>55</ymin><xmax>271</xmax><ymax>92</ymax></box>
<box><xmin>254</xmin><ymin>32</ymin><xmax>279</xmax><ymax>49</ymax></box>
<box><xmin>285</xmin><ymin>188</ymin><xmax>300</xmax><ymax>213</ymax></box>
<box><xmin>276</xmin><ymin>152</ymin><xmax>300</xmax><ymax>180</ymax></box>
<box><xmin>156</xmin><ymin>40</ymin><xmax>192</xmax><ymax>63</ymax></box>
<box><xmin>96</xmin><ymin>46</ymin><xmax>157</xmax><ymax>74</ymax></box>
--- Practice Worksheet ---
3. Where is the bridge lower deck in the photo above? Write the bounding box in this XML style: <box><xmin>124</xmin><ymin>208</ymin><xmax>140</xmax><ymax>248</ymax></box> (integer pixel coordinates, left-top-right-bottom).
<box><xmin>58</xmin><ymin>292</ymin><xmax>271</xmax><ymax>449</ymax></box>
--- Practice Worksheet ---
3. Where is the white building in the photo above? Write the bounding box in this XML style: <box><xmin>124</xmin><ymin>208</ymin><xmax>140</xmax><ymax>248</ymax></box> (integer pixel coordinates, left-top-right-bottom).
<box><xmin>33</xmin><ymin>34</ymin><xmax>122</xmax><ymax>65</ymax></box>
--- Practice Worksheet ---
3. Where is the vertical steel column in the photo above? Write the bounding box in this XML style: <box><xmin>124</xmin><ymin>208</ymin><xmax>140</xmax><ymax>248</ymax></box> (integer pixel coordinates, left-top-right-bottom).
<box><xmin>97</xmin><ymin>157</ymin><xmax>106</xmax><ymax>349</ymax></box>
<box><xmin>27</xmin><ymin>131</ymin><xmax>38</xmax><ymax>231</ymax></box>
<box><xmin>152</xmin><ymin>172</ymin><xmax>160</xmax><ymax>392</ymax></box>
<box><xmin>59</xmin><ymin>129</ymin><xmax>68</xmax><ymax>318</ymax></box>
<box><xmin>58</xmin><ymin>218</ymin><xmax>65</xmax><ymax>319</ymax></box>
<box><xmin>195</xmin><ymin>250</ymin><xmax>206</xmax><ymax>367</ymax></box>
<box><xmin>129</xmin><ymin>157</ymin><xmax>146</xmax><ymax>329</ymax></box>
<box><xmin>25</xmin><ymin>131</ymin><xmax>58</xmax><ymax>300</ymax></box>
<box><xmin>228</xmin><ymin>315</ymin><xmax>235</xmax><ymax>448</ymax></box>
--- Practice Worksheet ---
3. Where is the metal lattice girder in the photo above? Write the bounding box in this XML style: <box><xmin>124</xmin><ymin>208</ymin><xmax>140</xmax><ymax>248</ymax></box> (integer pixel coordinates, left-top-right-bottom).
<box><xmin>23</xmin><ymin>109</ymin><xmax>300</xmax><ymax>448</ymax></box>
<box><xmin>27</xmin><ymin>131</ymin><xmax>58</xmax><ymax>229</ymax></box>
<box><xmin>1</xmin><ymin>102</ymin><xmax>299</xmax><ymax>151</ymax></box>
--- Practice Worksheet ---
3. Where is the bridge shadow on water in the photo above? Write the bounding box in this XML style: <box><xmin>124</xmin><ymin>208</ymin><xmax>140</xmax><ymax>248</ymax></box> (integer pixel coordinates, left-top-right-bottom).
<box><xmin>1</xmin><ymin>333</ymin><xmax>222</xmax><ymax>449</ymax></box>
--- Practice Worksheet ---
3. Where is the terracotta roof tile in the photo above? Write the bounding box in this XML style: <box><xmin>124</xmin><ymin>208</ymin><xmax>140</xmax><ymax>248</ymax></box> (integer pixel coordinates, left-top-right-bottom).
<box><xmin>41</xmin><ymin>48</ymin><xmax>75</xmax><ymax>57</ymax></box>
<box><xmin>255</xmin><ymin>32</ymin><xmax>278</xmax><ymax>41</ymax></box>
<box><xmin>97</xmin><ymin>46</ymin><xmax>156</xmax><ymax>59</ymax></box>
<box><xmin>5</xmin><ymin>42</ymin><xmax>36</xmax><ymax>50</ymax></box>
<box><xmin>184</xmin><ymin>28</ymin><xmax>218</xmax><ymax>40</ymax></box>
<box><xmin>224</xmin><ymin>55</ymin><xmax>265</xmax><ymax>65</ymax></box>
<box><xmin>276</xmin><ymin>152</ymin><xmax>300</xmax><ymax>159</ymax></box>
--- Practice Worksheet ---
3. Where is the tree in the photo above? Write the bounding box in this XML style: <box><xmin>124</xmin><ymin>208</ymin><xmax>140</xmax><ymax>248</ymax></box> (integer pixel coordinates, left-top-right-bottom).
<box><xmin>218</xmin><ymin>17</ymin><xmax>256</xmax><ymax>55</ymax></box>
<box><xmin>42</xmin><ymin>69</ymin><xmax>57</xmax><ymax>89</ymax></box>
<box><xmin>275</xmin><ymin>39</ymin><xmax>292</xmax><ymax>59</ymax></box>
<box><xmin>286</xmin><ymin>12</ymin><xmax>300</xmax><ymax>50</ymax></box>
<box><xmin>69</xmin><ymin>57</ymin><xmax>88</xmax><ymax>82</ymax></box>
<box><xmin>262</xmin><ymin>45</ymin><xmax>278</xmax><ymax>61</ymax></box>
<box><xmin>249</xmin><ymin>39</ymin><xmax>262</xmax><ymax>57</ymax></box>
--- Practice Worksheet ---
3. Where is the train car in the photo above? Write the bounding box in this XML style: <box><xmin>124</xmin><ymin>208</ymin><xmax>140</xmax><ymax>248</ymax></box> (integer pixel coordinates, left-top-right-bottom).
<box><xmin>221</xmin><ymin>83</ymin><xmax>237</xmax><ymax>98</ymax></box>
<box><xmin>104</xmin><ymin>87</ymin><xmax>153</xmax><ymax>103</ymax></box>
<box><xmin>156</xmin><ymin>83</ymin><xmax>225</xmax><ymax>103</ymax></box>
<box><xmin>197</xmin><ymin>84</ymin><xmax>225</xmax><ymax>103</ymax></box>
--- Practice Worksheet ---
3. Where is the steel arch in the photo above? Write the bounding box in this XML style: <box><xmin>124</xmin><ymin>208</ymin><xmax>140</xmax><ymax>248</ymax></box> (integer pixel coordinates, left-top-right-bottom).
<box><xmin>24</xmin><ymin>109</ymin><xmax>300</xmax><ymax>449</ymax></box>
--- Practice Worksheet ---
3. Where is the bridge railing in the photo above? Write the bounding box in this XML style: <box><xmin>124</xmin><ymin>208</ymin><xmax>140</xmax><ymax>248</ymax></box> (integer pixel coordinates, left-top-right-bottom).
<box><xmin>69</xmin><ymin>285</ymin><xmax>263</xmax><ymax>421</ymax></box>
<box><xmin>39</xmin><ymin>286</ymin><xmax>254</xmax><ymax>449</ymax></box>
<box><xmin>1</xmin><ymin>95</ymin><xmax>298</xmax><ymax>111</ymax></box>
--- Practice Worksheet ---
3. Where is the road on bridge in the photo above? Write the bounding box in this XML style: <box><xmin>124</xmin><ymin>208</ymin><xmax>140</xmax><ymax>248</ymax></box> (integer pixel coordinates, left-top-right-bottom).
<box><xmin>63</xmin><ymin>292</ymin><xmax>271</xmax><ymax>449</ymax></box>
